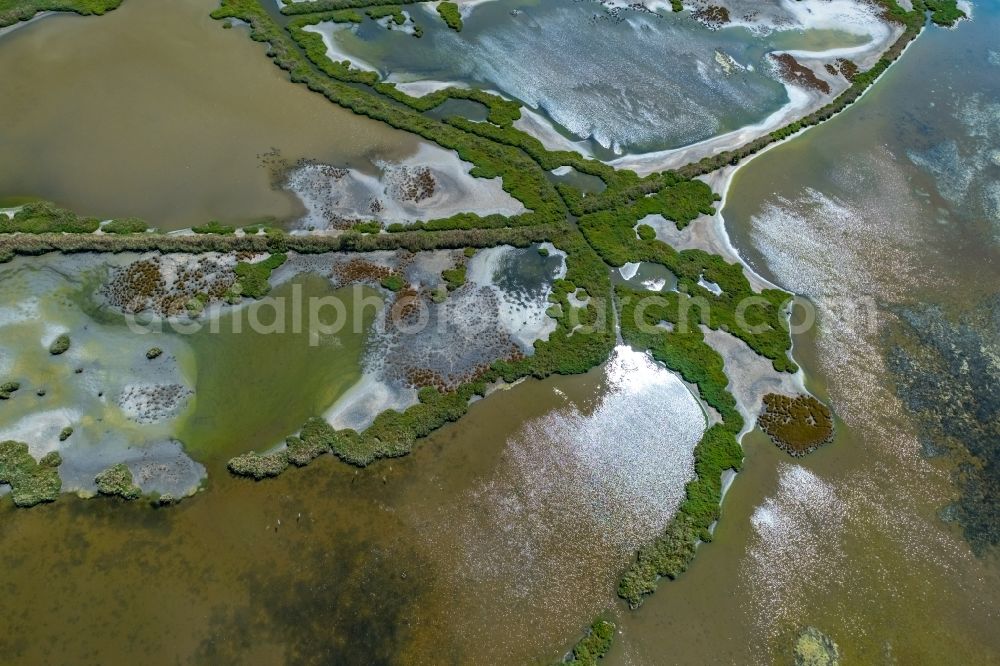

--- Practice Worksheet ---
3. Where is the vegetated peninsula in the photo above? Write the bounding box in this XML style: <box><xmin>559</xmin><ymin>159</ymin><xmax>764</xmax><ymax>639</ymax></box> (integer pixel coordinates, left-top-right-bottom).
<box><xmin>0</xmin><ymin>0</ymin><xmax>122</xmax><ymax>27</ymax></box>
<box><xmin>0</xmin><ymin>0</ymin><xmax>969</xmax><ymax>662</ymax></box>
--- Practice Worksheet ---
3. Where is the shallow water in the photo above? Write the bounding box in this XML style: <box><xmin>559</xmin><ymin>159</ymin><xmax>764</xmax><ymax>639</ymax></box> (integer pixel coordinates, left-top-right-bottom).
<box><xmin>321</xmin><ymin>0</ymin><xmax>874</xmax><ymax>154</ymax></box>
<box><xmin>2</xmin><ymin>2</ymin><xmax>999</xmax><ymax>664</ymax></box>
<box><xmin>0</xmin><ymin>343</ymin><xmax>707</xmax><ymax>663</ymax></box>
<box><xmin>0</xmin><ymin>255</ymin><xmax>205</xmax><ymax>496</ymax></box>
<box><xmin>176</xmin><ymin>275</ymin><xmax>379</xmax><ymax>463</ymax></box>
<box><xmin>604</xmin><ymin>5</ymin><xmax>1000</xmax><ymax>663</ymax></box>
<box><xmin>0</xmin><ymin>0</ymin><xmax>418</xmax><ymax>229</ymax></box>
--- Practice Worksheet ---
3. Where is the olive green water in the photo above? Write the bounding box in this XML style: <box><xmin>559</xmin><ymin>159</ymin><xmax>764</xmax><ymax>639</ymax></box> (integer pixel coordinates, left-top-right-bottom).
<box><xmin>2</xmin><ymin>3</ymin><xmax>1000</xmax><ymax>666</ymax></box>
<box><xmin>0</xmin><ymin>0</ymin><xmax>418</xmax><ymax>229</ymax></box>
<box><xmin>176</xmin><ymin>277</ymin><xmax>379</xmax><ymax>462</ymax></box>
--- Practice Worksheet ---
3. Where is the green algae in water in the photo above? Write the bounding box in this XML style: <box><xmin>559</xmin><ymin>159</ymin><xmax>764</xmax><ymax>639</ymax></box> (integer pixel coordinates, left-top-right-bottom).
<box><xmin>175</xmin><ymin>274</ymin><xmax>380</xmax><ymax>462</ymax></box>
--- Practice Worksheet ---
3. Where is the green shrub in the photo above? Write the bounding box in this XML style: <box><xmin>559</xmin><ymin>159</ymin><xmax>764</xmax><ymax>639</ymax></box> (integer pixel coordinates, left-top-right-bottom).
<box><xmin>636</xmin><ymin>224</ymin><xmax>656</xmax><ymax>241</ymax></box>
<box><xmin>923</xmin><ymin>0</ymin><xmax>965</xmax><ymax>25</ymax></box>
<box><xmin>228</xmin><ymin>450</ymin><xmax>290</xmax><ymax>479</ymax></box>
<box><xmin>442</xmin><ymin>265</ymin><xmax>466</xmax><ymax>291</ymax></box>
<box><xmin>0</xmin><ymin>440</ymin><xmax>62</xmax><ymax>507</ymax></box>
<box><xmin>233</xmin><ymin>252</ymin><xmax>287</xmax><ymax>298</ymax></box>
<box><xmin>95</xmin><ymin>463</ymin><xmax>142</xmax><ymax>500</ymax></box>
<box><xmin>0</xmin><ymin>201</ymin><xmax>100</xmax><ymax>234</ymax></box>
<box><xmin>49</xmin><ymin>334</ymin><xmax>71</xmax><ymax>356</ymax></box>
<box><xmin>191</xmin><ymin>220</ymin><xmax>236</xmax><ymax>235</ymax></box>
<box><xmin>436</xmin><ymin>1</ymin><xmax>461</xmax><ymax>31</ymax></box>
<box><xmin>562</xmin><ymin>618</ymin><xmax>615</xmax><ymax>665</ymax></box>
<box><xmin>380</xmin><ymin>273</ymin><xmax>405</xmax><ymax>292</ymax></box>
<box><xmin>0</xmin><ymin>0</ymin><xmax>124</xmax><ymax>29</ymax></box>
<box><xmin>351</xmin><ymin>220</ymin><xmax>382</xmax><ymax>234</ymax></box>
<box><xmin>102</xmin><ymin>217</ymin><xmax>150</xmax><ymax>234</ymax></box>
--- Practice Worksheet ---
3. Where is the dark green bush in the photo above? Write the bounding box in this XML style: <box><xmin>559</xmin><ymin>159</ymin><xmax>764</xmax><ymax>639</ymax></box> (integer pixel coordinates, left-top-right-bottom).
<box><xmin>436</xmin><ymin>1</ymin><xmax>461</xmax><ymax>31</ymax></box>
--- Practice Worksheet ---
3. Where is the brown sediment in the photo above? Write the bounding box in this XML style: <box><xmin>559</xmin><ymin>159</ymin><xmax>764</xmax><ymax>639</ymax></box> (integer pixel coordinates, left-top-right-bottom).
<box><xmin>399</xmin><ymin>350</ymin><xmax>521</xmax><ymax>392</ymax></box>
<box><xmin>692</xmin><ymin>5</ymin><xmax>730</xmax><ymax>29</ymax></box>
<box><xmin>285</xmin><ymin>159</ymin><xmax>361</xmax><ymax>230</ymax></box>
<box><xmin>758</xmin><ymin>393</ymin><xmax>835</xmax><ymax>456</ymax></box>
<box><xmin>836</xmin><ymin>57</ymin><xmax>859</xmax><ymax>81</ymax></box>
<box><xmin>103</xmin><ymin>256</ymin><xmax>237</xmax><ymax>316</ymax></box>
<box><xmin>330</xmin><ymin>258</ymin><xmax>394</xmax><ymax>285</ymax></box>
<box><xmin>391</xmin><ymin>165</ymin><xmax>437</xmax><ymax>203</ymax></box>
<box><xmin>389</xmin><ymin>286</ymin><xmax>424</xmax><ymax>323</ymax></box>
<box><xmin>770</xmin><ymin>54</ymin><xmax>832</xmax><ymax>95</ymax></box>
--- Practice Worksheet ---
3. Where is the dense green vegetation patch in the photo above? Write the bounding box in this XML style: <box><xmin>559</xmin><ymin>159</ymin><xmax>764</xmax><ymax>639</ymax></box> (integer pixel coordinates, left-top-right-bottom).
<box><xmin>379</xmin><ymin>272</ymin><xmax>405</xmax><ymax>291</ymax></box>
<box><xmin>441</xmin><ymin>264</ymin><xmax>466</xmax><ymax>291</ymax></box>
<box><xmin>921</xmin><ymin>0</ymin><xmax>965</xmax><ymax>26</ymax></box>
<box><xmin>228</xmin><ymin>449</ymin><xmax>290</xmax><ymax>479</ymax></box>
<box><xmin>559</xmin><ymin>618</ymin><xmax>615</xmax><ymax>665</ymax></box>
<box><xmin>0</xmin><ymin>201</ymin><xmax>100</xmax><ymax>234</ymax></box>
<box><xmin>0</xmin><ymin>381</ymin><xmax>20</xmax><ymax>400</ymax></box>
<box><xmin>94</xmin><ymin>463</ymin><xmax>142</xmax><ymax>500</ymax></box>
<box><xmin>0</xmin><ymin>441</ymin><xmax>62</xmax><ymax>507</ymax></box>
<box><xmin>101</xmin><ymin>217</ymin><xmax>149</xmax><ymax>234</ymax></box>
<box><xmin>435</xmin><ymin>1</ymin><xmax>461</xmax><ymax>31</ymax></box>
<box><xmin>233</xmin><ymin>253</ymin><xmax>288</xmax><ymax>299</ymax></box>
<box><xmin>758</xmin><ymin>393</ymin><xmax>834</xmax><ymax>456</ymax></box>
<box><xmin>364</xmin><ymin>5</ymin><xmax>399</xmax><ymax>21</ymax></box>
<box><xmin>281</xmin><ymin>0</ymin><xmax>420</xmax><ymax>14</ymax></box>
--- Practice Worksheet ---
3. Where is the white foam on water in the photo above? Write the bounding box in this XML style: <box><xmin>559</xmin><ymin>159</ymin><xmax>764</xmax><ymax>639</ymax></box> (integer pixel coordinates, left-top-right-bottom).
<box><xmin>618</xmin><ymin>262</ymin><xmax>641</xmax><ymax>280</ymax></box>
<box><xmin>744</xmin><ymin>464</ymin><xmax>849</xmax><ymax>644</ymax></box>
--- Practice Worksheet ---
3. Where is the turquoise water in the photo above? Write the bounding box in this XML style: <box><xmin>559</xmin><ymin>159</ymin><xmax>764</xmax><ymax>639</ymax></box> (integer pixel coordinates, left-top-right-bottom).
<box><xmin>323</xmin><ymin>0</ymin><xmax>869</xmax><ymax>154</ymax></box>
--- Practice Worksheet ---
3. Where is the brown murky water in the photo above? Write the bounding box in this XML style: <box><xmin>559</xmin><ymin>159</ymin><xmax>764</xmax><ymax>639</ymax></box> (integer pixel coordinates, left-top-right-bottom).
<box><xmin>0</xmin><ymin>0</ymin><xmax>417</xmax><ymax>229</ymax></box>
<box><xmin>0</xmin><ymin>366</ymin><xmax>611</xmax><ymax>664</ymax></box>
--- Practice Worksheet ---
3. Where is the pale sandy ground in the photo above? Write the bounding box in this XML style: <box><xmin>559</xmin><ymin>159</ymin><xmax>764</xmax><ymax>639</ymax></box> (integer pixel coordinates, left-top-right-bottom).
<box><xmin>303</xmin><ymin>22</ymin><xmax>379</xmax><ymax>72</ymax></box>
<box><xmin>321</xmin><ymin>244</ymin><xmax>567</xmax><ymax>431</ymax></box>
<box><xmin>287</xmin><ymin>142</ymin><xmax>526</xmax><ymax>230</ymax></box>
